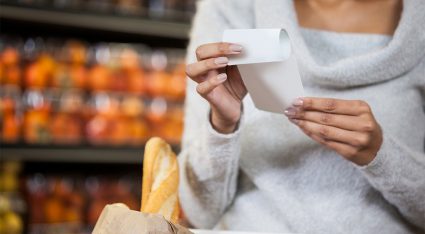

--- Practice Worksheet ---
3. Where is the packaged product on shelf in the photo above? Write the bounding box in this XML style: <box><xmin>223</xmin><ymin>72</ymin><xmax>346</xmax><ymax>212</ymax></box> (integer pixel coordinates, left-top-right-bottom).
<box><xmin>166</xmin><ymin>62</ymin><xmax>186</xmax><ymax>101</ymax></box>
<box><xmin>26</xmin><ymin>174</ymin><xmax>86</xmax><ymax>233</ymax></box>
<box><xmin>0</xmin><ymin>36</ymin><xmax>186</xmax><ymax>146</ymax></box>
<box><xmin>121</xmin><ymin>95</ymin><xmax>149</xmax><ymax>145</ymax></box>
<box><xmin>147</xmin><ymin>50</ymin><xmax>171</xmax><ymax>97</ymax></box>
<box><xmin>0</xmin><ymin>161</ymin><xmax>26</xmax><ymax>234</ymax></box>
<box><xmin>1</xmin><ymin>47</ymin><xmax>22</xmax><ymax>86</ymax></box>
<box><xmin>52</xmin><ymin>63</ymin><xmax>88</xmax><ymax>90</ymax></box>
<box><xmin>148</xmin><ymin>0</ymin><xmax>195</xmax><ymax>19</ymax></box>
<box><xmin>120</xmin><ymin>47</ymin><xmax>147</xmax><ymax>95</ymax></box>
<box><xmin>24</xmin><ymin>172</ymin><xmax>140</xmax><ymax>232</ymax></box>
<box><xmin>63</xmin><ymin>40</ymin><xmax>88</xmax><ymax>66</ymax></box>
<box><xmin>88</xmin><ymin>65</ymin><xmax>112</xmax><ymax>92</ymax></box>
<box><xmin>24</xmin><ymin>53</ymin><xmax>56</xmax><ymax>89</ymax></box>
<box><xmin>50</xmin><ymin>90</ymin><xmax>84</xmax><ymax>144</ymax></box>
<box><xmin>22</xmin><ymin>89</ymin><xmax>52</xmax><ymax>144</ymax></box>
<box><xmin>0</xmin><ymin>86</ymin><xmax>21</xmax><ymax>143</ymax></box>
<box><xmin>161</xmin><ymin>104</ymin><xmax>184</xmax><ymax>144</ymax></box>
<box><xmin>86</xmin><ymin>176</ymin><xmax>139</xmax><ymax>225</ymax></box>
<box><xmin>115</xmin><ymin>0</ymin><xmax>144</xmax><ymax>14</ymax></box>
<box><xmin>86</xmin><ymin>92</ymin><xmax>117</xmax><ymax>145</ymax></box>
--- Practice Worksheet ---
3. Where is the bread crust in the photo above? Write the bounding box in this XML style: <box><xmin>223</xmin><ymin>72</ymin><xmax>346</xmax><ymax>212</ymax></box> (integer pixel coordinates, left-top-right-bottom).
<box><xmin>141</xmin><ymin>137</ymin><xmax>180</xmax><ymax>223</ymax></box>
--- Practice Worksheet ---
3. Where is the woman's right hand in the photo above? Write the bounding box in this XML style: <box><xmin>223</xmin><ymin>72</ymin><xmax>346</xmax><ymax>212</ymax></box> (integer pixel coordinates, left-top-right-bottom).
<box><xmin>186</xmin><ymin>42</ymin><xmax>247</xmax><ymax>134</ymax></box>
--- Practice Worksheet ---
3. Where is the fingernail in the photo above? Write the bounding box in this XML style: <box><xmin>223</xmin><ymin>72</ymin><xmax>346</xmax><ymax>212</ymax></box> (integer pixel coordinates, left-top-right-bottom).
<box><xmin>292</xmin><ymin>98</ymin><xmax>304</xmax><ymax>107</ymax></box>
<box><xmin>216</xmin><ymin>73</ymin><xmax>227</xmax><ymax>82</ymax></box>
<box><xmin>215</xmin><ymin>57</ymin><xmax>229</xmax><ymax>65</ymax></box>
<box><xmin>284</xmin><ymin>108</ymin><xmax>296</xmax><ymax>117</ymax></box>
<box><xmin>289</xmin><ymin>118</ymin><xmax>299</xmax><ymax>125</ymax></box>
<box><xmin>229</xmin><ymin>44</ymin><xmax>243</xmax><ymax>53</ymax></box>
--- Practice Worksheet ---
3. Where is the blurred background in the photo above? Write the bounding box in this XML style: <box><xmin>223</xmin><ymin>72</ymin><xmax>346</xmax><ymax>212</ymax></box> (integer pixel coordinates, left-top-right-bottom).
<box><xmin>0</xmin><ymin>0</ymin><xmax>194</xmax><ymax>233</ymax></box>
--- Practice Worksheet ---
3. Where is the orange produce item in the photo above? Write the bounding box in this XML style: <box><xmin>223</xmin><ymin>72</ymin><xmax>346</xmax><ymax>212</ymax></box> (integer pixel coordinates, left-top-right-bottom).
<box><xmin>1</xmin><ymin>113</ymin><xmax>20</xmax><ymax>143</ymax></box>
<box><xmin>109</xmin><ymin>117</ymin><xmax>131</xmax><ymax>145</ymax></box>
<box><xmin>60</xmin><ymin>91</ymin><xmax>84</xmax><ymax>114</ymax></box>
<box><xmin>146</xmin><ymin>98</ymin><xmax>167</xmax><ymax>125</ymax></box>
<box><xmin>86</xmin><ymin>115</ymin><xmax>110</xmax><ymax>145</ymax></box>
<box><xmin>121</xmin><ymin>96</ymin><xmax>144</xmax><ymax>117</ymax></box>
<box><xmin>100</xmin><ymin>96</ymin><xmax>120</xmax><ymax>118</ymax></box>
<box><xmin>110</xmin><ymin>71</ymin><xmax>127</xmax><ymax>92</ymax></box>
<box><xmin>50</xmin><ymin>113</ymin><xmax>82</xmax><ymax>144</ymax></box>
<box><xmin>69</xmin><ymin>65</ymin><xmax>87</xmax><ymax>89</ymax></box>
<box><xmin>161</xmin><ymin>108</ymin><xmax>184</xmax><ymax>144</ymax></box>
<box><xmin>1</xmin><ymin>47</ymin><xmax>20</xmax><ymax>66</ymax></box>
<box><xmin>167</xmin><ymin>72</ymin><xmax>186</xmax><ymax>101</ymax></box>
<box><xmin>88</xmin><ymin>199</ymin><xmax>107</xmax><ymax>225</ymax></box>
<box><xmin>64</xmin><ymin>207</ymin><xmax>81</xmax><ymax>222</ymax></box>
<box><xmin>3</xmin><ymin>65</ymin><xmax>21</xmax><ymax>85</ymax></box>
<box><xmin>38</xmin><ymin>54</ymin><xmax>56</xmax><ymax>80</ymax></box>
<box><xmin>0</xmin><ymin>60</ymin><xmax>3</xmax><ymax>84</ymax></box>
<box><xmin>120</xmin><ymin>48</ymin><xmax>140</xmax><ymax>72</ymax></box>
<box><xmin>130</xmin><ymin>118</ymin><xmax>149</xmax><ymax>145</ymax></box>
<box><xmin>52</xmin><ymin>64</ymin><xmax>72</xmax><ymax>88</ymax></box>
<box><xmin>0</xmin><ymin>97</ymin><xmax>16</xmax><ymax>115</ymax></box>
<box><xmin>88</xmin><ymin>65</ymin><xmax>111</xmax><ymax>91</ymax></box>
<box><xmin>147</xmin><ymin>70</ymin><xmax>170</xmax><ymax>97</ymax></box>
<box><xmin>44</xmin><ymin>197</ymin><xmax>64</xmax><ymax>223</ymax></box>
<box><xmin>24</xmin><ymin>110</ymin><xmax>50</xmax><ymax>144</ymax></box>
<box><xmin>66</xmin><ymin>40</ymin><xmax>87</xmax><ymax>65</ymax></box>
<box><xmin>127</xmin><ymin>70</ymin><xmax>146</xmax><ymax>94</ymax></box>
<box><xmin>25</xmin><ymin>63</ymin><xmax>49</xmax><ymax>88</ymax></box>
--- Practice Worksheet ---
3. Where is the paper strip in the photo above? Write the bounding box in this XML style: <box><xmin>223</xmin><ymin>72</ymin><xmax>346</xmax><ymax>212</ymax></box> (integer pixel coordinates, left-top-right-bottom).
<box><xmin>223</xmin><ymin>29</ymin><xmax>304</xmax><ymax>113</ymax></box>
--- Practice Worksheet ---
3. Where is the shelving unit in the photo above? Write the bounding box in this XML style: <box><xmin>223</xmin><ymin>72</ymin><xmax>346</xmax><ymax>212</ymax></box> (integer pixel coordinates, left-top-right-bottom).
<box><xmin>1</xmin><ymin>3</ymin><xmax>189</xmax><ymax>233</ymax></box>
<box><xmin>2</xmin><ymin>144</ymin><xmax>141</xmax><ymax>163</ymax></box>
<box><xmin>1</xmin><ymin>144</ymin><xmax>180</xmax><ymax>163</ymax></box>
<box><xmin>0</xmin><ymin>3</ymin><xmax>188</xmax><ymax>164</ymax></box>
<box><xmin>0</xmin><ymin>4</ymin><xmax>191</xmax><ymax>234</ymax></box>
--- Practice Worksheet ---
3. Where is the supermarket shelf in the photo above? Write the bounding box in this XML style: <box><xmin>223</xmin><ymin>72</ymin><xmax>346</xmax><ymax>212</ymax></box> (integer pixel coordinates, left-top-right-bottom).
<box><xmin>1</xmin><ymin>144</ymin><xmax>179</xmax><ymax>163</ymax></box>
<box><xmin>0</xmin><ymin>5</ymin><xmax>191</xmax><ymax>39</ymax></box>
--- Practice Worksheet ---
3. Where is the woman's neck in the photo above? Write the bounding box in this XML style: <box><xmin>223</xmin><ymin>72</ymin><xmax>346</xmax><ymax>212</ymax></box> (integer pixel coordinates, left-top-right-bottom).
<box><xmin>294</xmin><ymin>0</ymin><xmax>403</xmax><ymax>35</ymax></box>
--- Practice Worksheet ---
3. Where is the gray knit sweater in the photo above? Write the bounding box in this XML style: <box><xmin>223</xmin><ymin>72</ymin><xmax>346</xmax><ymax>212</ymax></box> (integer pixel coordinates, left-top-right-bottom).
<box><xmin>178</xmin><ymin>0</ymin><xmax>425</xmax><ymax>233</ymax></box>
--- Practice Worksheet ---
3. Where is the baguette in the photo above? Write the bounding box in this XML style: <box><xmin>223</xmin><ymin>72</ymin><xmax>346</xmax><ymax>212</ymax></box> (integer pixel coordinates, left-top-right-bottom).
<box><xmin>141</xmin><ymin>137</ymin><xmax>180</xmax><ymax>223</ymax></box>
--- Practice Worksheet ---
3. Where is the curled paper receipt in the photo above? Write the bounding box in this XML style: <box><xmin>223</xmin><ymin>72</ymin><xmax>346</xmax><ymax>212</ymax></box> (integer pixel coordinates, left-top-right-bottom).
<box><xmin>223</xmin><ymin>29</ymin><xmax>304</xmax><ymax>113</ymax></box>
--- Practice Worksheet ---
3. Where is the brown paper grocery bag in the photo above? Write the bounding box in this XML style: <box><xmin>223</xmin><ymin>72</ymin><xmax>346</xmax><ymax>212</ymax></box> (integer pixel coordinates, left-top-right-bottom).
<box><xmin>92</xmin><ymin>204</ymin><xmax>192</xmax><ymax>234</ymax></box>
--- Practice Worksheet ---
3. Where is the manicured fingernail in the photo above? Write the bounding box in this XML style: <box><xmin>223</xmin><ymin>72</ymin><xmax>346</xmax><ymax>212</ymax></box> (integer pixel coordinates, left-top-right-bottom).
<box><xmin>215</xmin><ymin>57</ymin><xmax>229</xmax><ymax>65</ymax></box>
<box><xmin>284</xmin><ymin>108</ymin><xmax>296</xmax><ymax>117</ymax></box>
<box><xmin>216</xmin><ymin>73</ymin><xmax>227</xmax><ymax>82</ymax></box>
<box><xmin>229</xmin><ymin>44</ymin><xmax>243</xmax><ymax>53</ymax></box>
<box><xmin>289</xmin><ymin>118</ymin><xmax>299</xmax><ymax>125</ymax></box>
<box><xmin>292</xmin><ymin>98</ymin><xmax>304</xmax><ymax>107</ymax></box>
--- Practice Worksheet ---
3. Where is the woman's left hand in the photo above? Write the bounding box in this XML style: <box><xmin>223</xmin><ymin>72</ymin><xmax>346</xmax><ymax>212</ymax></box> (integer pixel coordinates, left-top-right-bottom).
<box><xmin>284</xmin><ymin>97</ymin><xmax>383</xmax><ymax>166</ymax></box>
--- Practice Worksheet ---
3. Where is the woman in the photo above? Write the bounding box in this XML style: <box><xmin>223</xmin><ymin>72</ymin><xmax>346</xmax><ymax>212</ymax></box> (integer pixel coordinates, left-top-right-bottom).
<box><xmin>179</xmin><ymin>0</ymin><xmax>425</xmax><ymax>233</ymax></box>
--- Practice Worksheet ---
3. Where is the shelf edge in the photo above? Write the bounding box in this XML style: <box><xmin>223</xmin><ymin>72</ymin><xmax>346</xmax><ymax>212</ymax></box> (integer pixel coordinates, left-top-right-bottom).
<box><xmin>0</xmin><ymin>5</ymin><xmax>191</xmax><ymax>39</ymax></box>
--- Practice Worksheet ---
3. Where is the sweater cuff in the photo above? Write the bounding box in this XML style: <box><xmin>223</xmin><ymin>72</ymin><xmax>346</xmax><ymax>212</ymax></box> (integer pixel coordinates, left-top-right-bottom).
<box><xmin>206</xmin><ymin>112</ymin><xmax>242</xmax><ymax>141</ymax></box>
<box><xmin>186</xmin><ymin>110</ymin><xmax>243</xmax><ymax>181</ymax></box>
<box><xmin>357</xmin><ymin>134</ymin><xmax>406</xmax><ymax>189</ymax></box>
<box><xmin>203</xmin><ymin>109</ymin><xmax>243</xmax><ymax>160</ymax></box>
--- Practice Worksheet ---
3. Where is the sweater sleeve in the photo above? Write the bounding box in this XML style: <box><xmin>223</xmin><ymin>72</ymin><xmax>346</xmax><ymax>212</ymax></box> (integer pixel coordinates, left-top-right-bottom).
<box><xmin>358</xmin><ymin>133</ymin><xmax>425</xmax><ymax>229</ymax></box>
<box><xmin>178</xmin><ymin>0</ymin><xmax>254</xmax><ymax>228</ymax></box>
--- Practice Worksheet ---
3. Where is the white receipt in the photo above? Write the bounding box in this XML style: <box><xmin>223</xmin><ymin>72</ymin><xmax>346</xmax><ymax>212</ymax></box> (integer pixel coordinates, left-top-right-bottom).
<box><xmin>223</xmin><ymin>29</ymin><xmax>304</xmax><ymax>113</ymax></box>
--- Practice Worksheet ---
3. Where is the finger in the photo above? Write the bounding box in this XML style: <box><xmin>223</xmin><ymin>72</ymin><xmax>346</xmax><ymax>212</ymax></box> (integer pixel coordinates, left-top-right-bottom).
<box><xmin>196</xmin><ymin>73</ymin><xmax>227</xmax><ymax>98</ymax></box>
<box><xmin>295</xmin><ymin>120</ymin><xmax>371</xmax><ymax>147</ymax></box>
<box><xmin>322</xmin><ymin>140</ymin><xmax>360</xmax><ymax>161</ymax></box>
<box><xmin>298</xmin><ymin>125</ymin><xmax>359</xmax><ymax>159</ymax></box>
<box><xmin>294</xmin><ymin>98</ymin><xmax>371</xmax><ymax>116</ymax></box>
<box><xmin>196</xmin><ymin>42</ymin><xmax>242</xmax><ymax>61</ymax></box>
<box><xmin>188</xmin><ymin>69</ymin><xmax>220</xmax><ymax>84</ymax></box>
<box><xmin>186</xmin><ymin>57</ymin><xmax>229</xmax><ymax>78</ymax></box>
<box><xmin>286</xmin><ymin>109</ymin><xmax>376</xmax><ymax>132</ymax></box>
<box><xmin>306</xmin><ymin>132</ymin><xmax>368</xmax><ymax>164</ymax></box>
